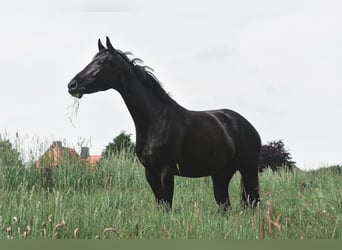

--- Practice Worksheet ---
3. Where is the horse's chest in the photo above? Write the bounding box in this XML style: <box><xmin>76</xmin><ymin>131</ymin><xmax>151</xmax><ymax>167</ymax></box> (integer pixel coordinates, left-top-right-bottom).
<box><xmin>137</xmin><ymin>141</ymin><xmax>169</xmax><ymax>168</ymax></box>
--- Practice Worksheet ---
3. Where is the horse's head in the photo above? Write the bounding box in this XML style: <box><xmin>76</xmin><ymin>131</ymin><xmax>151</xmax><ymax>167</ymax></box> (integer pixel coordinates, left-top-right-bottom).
<box><xmin>68</xmin><ymin>37</ymin><xmax>126</xmax><ymax>98</ymax></box>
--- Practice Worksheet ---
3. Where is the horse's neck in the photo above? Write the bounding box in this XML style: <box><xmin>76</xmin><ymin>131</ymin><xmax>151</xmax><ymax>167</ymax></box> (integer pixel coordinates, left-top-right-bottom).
<box><xmin>117</xmin><ymin>77</ymin><xmax>172</xmax><ymax>137</ymax></box>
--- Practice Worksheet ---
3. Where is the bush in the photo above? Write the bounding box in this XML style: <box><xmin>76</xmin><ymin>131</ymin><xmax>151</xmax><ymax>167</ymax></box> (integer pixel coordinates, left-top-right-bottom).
<box><xmin>102</xmin><ymin>131</ymin><xmax>135</xmax><ymax>158</ymax></box>
<box><xmin>0</xmin><ymin>138</ymin><xmax>24</xmax><ymax>168</ymax></box>
<box><xmin>258</xmin><ymin>139</ymin><xmax>295</xmax><ymax>172</ymax></box>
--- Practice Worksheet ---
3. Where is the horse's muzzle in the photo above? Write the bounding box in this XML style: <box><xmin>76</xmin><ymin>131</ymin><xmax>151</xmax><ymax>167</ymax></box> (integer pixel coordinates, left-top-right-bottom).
<box><xmin>68</xmin><ymin>80</ymin><xmax>83</xmax><ymax>98</ymax></box>
<box><xmin>68</xmin><ymin>79</ymin><xmax>78</xmax><ymax>92</ymax></box>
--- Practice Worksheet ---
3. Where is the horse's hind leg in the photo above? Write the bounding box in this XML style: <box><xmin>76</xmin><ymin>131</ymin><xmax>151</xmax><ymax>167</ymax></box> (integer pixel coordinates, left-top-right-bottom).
<box><xmin>239</xmin><ymin>166</ymin><xmax>260</xmax><ymax>208</ymax></box>
<box><xmin>211</xmin><ymin>168</ymin><xmax>236</xmax><ymax>210</ymax></box>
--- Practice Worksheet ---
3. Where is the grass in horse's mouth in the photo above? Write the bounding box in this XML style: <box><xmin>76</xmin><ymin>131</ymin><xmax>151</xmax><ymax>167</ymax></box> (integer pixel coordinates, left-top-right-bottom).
<box><xmin>66</xmin><ymin>98</ymin><xmax>80</xmax><ymax>127</ymax></box>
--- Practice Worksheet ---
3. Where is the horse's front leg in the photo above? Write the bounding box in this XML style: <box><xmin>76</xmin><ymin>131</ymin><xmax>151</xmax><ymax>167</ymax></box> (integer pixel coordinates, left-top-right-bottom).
<box><xmin>145</xmin><ymin>167</ymin><xmax>174</xmax><ymax>210</ymax></box>
<box><xmin>160</xmin><ymin>168</ymin><xmax>174</xmax><ymax>209</ymax></box>
<box><xmin>145</xmin><ymin>168</ymin><xmax>174</xmax><ymax>209</ymax></box>
<box><xmin>145</xmin><ymin>168</ymin><xmax>162</xmax><ymax>204</ymax></box>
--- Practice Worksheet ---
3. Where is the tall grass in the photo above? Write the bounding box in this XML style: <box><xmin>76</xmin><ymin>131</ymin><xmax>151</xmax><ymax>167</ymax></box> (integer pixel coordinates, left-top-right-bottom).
<box><xmin>0</xmin><ymin>145</ymin><xmax>340</xmax><ymax>239</ymax></box>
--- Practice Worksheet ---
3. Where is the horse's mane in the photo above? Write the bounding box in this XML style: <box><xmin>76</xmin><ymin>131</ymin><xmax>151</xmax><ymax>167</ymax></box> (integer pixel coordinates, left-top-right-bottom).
<box><xmin>114</xmin><ymin>49</ymin><xmax>177</xmax><ymax>105</ymax></box>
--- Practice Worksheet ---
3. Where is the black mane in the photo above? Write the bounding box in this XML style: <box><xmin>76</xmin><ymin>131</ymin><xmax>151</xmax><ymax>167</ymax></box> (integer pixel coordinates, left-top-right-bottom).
<box><xmin>114</xmin><ymin>49</ymin><xmax>177</xmax><ymax>105</ymax></box>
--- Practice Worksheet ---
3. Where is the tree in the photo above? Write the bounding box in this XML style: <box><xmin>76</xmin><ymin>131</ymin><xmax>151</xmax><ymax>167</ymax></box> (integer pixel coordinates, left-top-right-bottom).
<box><xmin>258</xmin><ymin>139</ymin><xmax>295</xmax><ymax>172</ymax></box>
<box><xmin>0</xmin><ymin>138</ymin><xmax>24</xmax><ymax>168</ymax></box>
<box><xmin>102</xmin><ymin>131</ymin><xmax>135</xmax><ymax>157</ymax></box>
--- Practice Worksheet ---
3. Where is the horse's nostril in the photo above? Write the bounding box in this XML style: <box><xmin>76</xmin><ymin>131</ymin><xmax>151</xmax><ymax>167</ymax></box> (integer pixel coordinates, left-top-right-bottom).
<box><xmin>68</xmin><ymin>80</ymin><xmax>78</xmax><ymax>91</ymax></box>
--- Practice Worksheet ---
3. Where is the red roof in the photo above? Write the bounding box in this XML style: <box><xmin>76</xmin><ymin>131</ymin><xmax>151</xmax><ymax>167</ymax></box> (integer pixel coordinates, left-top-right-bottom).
<box><xmin>36</xmin><ymin>144</ymin><xmax>78</xmax><ymax>168</ymax></box>
<box><xmin>36</xmin><ymin>142</ymin><xmax>102</xmax><ymax>168</ymax></box>
<box><xmin>87</xmin><ymin>155</ymin><xmax>102</xmax><ymax>165</ymax></box>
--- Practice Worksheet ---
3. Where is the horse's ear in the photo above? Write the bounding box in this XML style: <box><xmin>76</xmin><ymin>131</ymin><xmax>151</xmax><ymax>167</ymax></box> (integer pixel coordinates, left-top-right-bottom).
<box><xmin>98</xmin><ymin>39</ymin><xmax>105</xmax><ymax>51</ymax></box>
<box><xmin>106</xmin><ymin>36</ymin><xmax>115</xmax><ymax>53</ymax></box>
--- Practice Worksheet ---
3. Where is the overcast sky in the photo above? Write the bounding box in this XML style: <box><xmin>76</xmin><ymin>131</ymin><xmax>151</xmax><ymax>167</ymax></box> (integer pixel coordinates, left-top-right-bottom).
<box><xmin>1</xmin><ymin>0</ymin><xmax>341</xmax><ymax>169</ymax></box>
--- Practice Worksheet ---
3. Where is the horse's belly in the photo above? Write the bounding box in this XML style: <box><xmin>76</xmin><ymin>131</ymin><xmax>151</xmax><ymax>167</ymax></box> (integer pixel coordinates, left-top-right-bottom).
<box><xmin>177</xmin><ymin>151</ymin><xmax>231</xmax><ymax>177</ymax></box>
<box><xmin>174</xmin><ymin>166</ymin><xmax>212</xmax><ymax>178</ymax></box>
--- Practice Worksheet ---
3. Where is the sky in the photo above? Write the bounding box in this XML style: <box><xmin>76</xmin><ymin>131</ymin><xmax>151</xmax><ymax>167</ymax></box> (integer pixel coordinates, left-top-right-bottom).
<box><xmin>0</xmin><ymin>0</ymin><xmax>341</xmax><ymax>169</ymax></box>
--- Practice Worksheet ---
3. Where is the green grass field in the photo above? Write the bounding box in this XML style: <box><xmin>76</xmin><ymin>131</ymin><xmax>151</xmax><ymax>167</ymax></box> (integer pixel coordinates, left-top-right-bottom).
<box><xmin>0</xmin><ymin>151</ymin><xmax>341</xmax><ymax>239</ymax></box>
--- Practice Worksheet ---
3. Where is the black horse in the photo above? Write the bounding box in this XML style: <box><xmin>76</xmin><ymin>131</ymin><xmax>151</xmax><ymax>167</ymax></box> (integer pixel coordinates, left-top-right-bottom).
<box><xmin>68</xmin><ymin>37</ymin><xmax>261</xmax><ymax>210</ymax></box>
